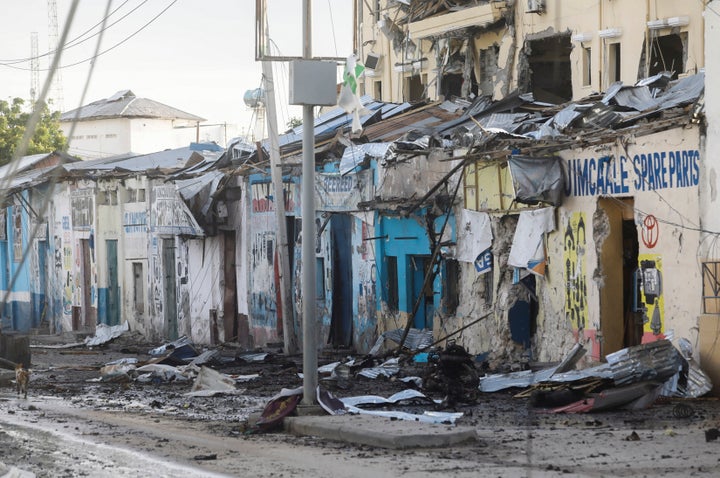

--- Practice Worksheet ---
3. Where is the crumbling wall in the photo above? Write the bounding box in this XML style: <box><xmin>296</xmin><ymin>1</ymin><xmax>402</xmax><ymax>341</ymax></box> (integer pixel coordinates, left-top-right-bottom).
<box><xmin>49</xmin><ymin>186</ymin><xmax>74</xmax><ymax>334</ymax></box>
<box><xmin>591</xmin><ymin>206</ymin><xmax>611</xmax><ymax>292</ymax></box>
<box><xmin>352</xmin><ymin>213</ymin><xmax>379</xmax><ymax>353</ymax></box>
<box><xmin>450</xmin><ymin>215</ymin><xmax>532</xmax><ymax>363</ymax></box>
<box><xmin>492</xmin><ymin>25</ymin><xmax>517</xmax><ymax>99</ymax></box>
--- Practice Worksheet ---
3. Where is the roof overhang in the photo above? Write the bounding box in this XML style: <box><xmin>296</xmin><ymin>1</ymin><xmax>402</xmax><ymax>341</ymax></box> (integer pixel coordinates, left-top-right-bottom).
<box><xmin>407</xmin><ymin>2</ymin><xmax>505</xmax><ymax>39</ymax></box>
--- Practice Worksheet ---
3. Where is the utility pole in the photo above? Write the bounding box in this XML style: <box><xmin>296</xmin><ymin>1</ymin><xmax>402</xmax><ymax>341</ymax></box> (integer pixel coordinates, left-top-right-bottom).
<box><xmin>300</xmin><ymin>0</ymin><xmax>318</xmax><ymax>406</ymax></box>
<box><xmin>262</xmin><ymin>60</ymin><xmax>298</xmax><ymax>355</ymax></box>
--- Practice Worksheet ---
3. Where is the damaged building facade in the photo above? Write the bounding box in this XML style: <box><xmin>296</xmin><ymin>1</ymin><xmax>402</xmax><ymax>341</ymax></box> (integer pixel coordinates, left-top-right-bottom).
<box><xmin>0</xmin><ymin>146</ymin><xmax>230</xmax><ymax>346</ymax></box>
<box><xmin>353</xmin><ymin>0</ymin><xmax>709</xmax><ymax>363</ymax></box>
<box><xmin>1</xmin><ymin>0</ymin><xmax>717</xmax><ymax>380</ymax></box>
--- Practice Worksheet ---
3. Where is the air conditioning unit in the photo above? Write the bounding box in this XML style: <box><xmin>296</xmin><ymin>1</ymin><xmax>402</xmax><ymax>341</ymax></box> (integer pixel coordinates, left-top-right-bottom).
<box><xmin>365</xmin><ymin>52</ymin><xmax>382</xmax><ymax>71</ymax></box>
<box><xmin>527</xmin><ymin>0</ymin><xmax>545</xmax><ymax>14</ymax></box>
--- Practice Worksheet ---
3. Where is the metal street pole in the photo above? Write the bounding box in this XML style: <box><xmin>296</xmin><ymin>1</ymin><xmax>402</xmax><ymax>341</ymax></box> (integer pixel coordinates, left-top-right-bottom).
<box><xmin>301</xmin><ymin>0</ymin><xmax>318</xmax><ymax>405</ymax></box>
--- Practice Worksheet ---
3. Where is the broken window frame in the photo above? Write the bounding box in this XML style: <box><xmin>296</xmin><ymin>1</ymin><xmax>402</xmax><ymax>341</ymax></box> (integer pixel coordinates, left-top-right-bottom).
<box><xmin>607</xmin><ymin>42</ymin><xmax>621</xmax><ymax>85</ymax></box>
<box><xmin>582</xmin><ymin>46</ymin><xmax>592</xmax><ymax>87</ymax></box>
<box><xmin>648</xmin><ymin>32</ymin><xmax>687</xmax><ymax>79</ymax></box>
<box><xmin>464</xmin><ymin>160</ymin><xmax>517</xmax><ymax>212</ymax></box>
<box><xmin>703</xmin><ymin>261</ymin><xmax>720</xmax><ymax>314</ymax></box>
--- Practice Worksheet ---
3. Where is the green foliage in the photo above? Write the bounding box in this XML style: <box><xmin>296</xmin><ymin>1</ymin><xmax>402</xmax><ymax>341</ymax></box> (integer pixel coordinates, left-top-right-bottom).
<box><xmin>0</xmin><ymin>98</ymin><xmax>68</xmax><ymax>165</ymax></box>
<box><xmin>286</xmin><ymin>116</ymin><xmax>303</xmax><ymax>130</ymax></box>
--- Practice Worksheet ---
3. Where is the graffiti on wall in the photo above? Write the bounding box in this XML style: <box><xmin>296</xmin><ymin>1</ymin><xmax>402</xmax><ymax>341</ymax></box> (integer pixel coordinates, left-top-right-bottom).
<box><xmin>70</xmin><ymin>188</ymin><xmax>94</xmax><ymax>230</ymax></box>
<box><xmin>564</xmin><ymin>212</ymin><xmax>588</xmax><ymax>330</ymax></box>
<box><xmin>251</xmin><ymin>181</ymin><xmax>297</xmax><ymax>213</ymax></box>
<box><xmin>638</xmin><ymin>254</ymin><xmax>664</xmax><ymax>336</ymax></box>
<box><xmin>151</xmin><ymin>185</ymin><xmax>200</xmax><ymax>235</ymax></box>
<box><xmin>0</xmin><ymin>209</ymin><xmax>6</xmax><ymax>241</ymax></box>
<box><xmin>12</xmin><ymin>204</ymin><xmax>22</xmax><ymax>261</ymax></box>
<box><xmin>315</xmin><ymin>171</ymin><xmax>371</xmax><ymax>212</ymax></box>
<box><xmin>641</xmin><ymin>215</ymin><xmax>659</xmax><ymax>249</ymax></box>
<box><xmin>124</xmin><ymin>211</ymin><xmax>147</xmax><ymax>234</ymax></box>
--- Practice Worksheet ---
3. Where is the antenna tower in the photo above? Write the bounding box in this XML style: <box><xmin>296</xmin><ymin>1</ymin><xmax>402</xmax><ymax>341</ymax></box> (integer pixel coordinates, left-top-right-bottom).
<box><xmin>30</xmin><ymin>32</ymin><xmax>39</xmax><ymax>104</ymax></box>
<box><xmin>47</xmin><ymin>0</ymin><xmax>64</xmax><ymax>111</ymax></box>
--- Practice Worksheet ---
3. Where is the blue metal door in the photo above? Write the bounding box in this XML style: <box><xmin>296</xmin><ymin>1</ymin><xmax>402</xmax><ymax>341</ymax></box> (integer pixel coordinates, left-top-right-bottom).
<box><xmin>410</xmin><ymin>256</ymin><xmax>434</xmax><ymax>329</ymax></box>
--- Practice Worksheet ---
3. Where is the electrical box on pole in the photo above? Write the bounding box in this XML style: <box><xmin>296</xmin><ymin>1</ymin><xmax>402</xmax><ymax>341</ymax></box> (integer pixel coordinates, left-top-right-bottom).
<box><xmin>289</xmin><ymin>60</ymin><xmax>338</xmax><ymax>106</ymax></box>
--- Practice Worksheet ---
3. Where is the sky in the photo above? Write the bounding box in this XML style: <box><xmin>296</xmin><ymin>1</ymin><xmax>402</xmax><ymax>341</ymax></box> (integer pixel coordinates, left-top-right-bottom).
<box><xmin>0</xmin><ymin>0</ymin><xmax>353</xmax><ymax>143</ymax></box>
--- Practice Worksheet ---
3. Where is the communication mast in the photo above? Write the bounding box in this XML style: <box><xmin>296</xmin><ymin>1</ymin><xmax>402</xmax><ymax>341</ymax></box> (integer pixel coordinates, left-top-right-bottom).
<box><xmin>47</xmin><ymin>0</ymin><xmax>64</xmax><ymax>111</ymax></box>
<box><xmin>30</xmin><ymin>32</ymin><xmax>39</xmax><ymax>104</ymax></box>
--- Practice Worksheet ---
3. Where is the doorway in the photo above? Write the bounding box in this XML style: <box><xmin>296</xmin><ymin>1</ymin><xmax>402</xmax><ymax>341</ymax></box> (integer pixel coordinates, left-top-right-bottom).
<box><xmin>223</xmin><ymin>231</ymin><xmax>238</xmax><ymax>342</ymax></box>
<box><xmin>329</xmin><ymin>214</ymin><xmax>353</xmax><ymax>347</ymax></box>
<box><xmin>410</xmin><ymin>255</ymin><xmax>434</xmax><ymax>329</ymax></box>
<box><xmin>598</xmin><ymin>198</ymin><xmax>639</xmax><ymax>357</ymax></box>
<box><xmin>509</xmin><ymin>274</ymin><xmax>538</xmax><ymax>351</ymax></box>
<box><xmin>162</xmin><ymin>239</ymin><xmax>178</xmax><ymax>340</ymax></box>
<box><xmin>106</xmin><ymin>240</ymin><xmax>120</xmax><ymax>326</ymax></box>
<box><xmin>36</xmin><ymin>240</ymin><xmax>48</xmax><ymax>329</ymax></box>
<box><xmin>79</xmin><ymin>239</ymin><xmax>95</xmax><ymax>332</ymax></box>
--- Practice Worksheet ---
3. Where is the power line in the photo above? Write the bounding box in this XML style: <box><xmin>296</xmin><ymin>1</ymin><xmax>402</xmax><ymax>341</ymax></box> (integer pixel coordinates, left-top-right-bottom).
<box><xmin>0</xmin><ymin>0</ymin><xmax>175</xmax><ymax>72</ymax></box>
<box><xmin>0</xmin><ymin>0</ymin><xmax>136</xmax><ymax>65</ymax></box>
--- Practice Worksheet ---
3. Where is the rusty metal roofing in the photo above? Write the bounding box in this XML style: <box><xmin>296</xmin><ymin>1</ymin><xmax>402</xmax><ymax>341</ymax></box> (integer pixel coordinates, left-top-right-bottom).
<box><xmin>362</xmin><ymin>100</ymin><xmax>464</xmax><ymax>142</ymax></box>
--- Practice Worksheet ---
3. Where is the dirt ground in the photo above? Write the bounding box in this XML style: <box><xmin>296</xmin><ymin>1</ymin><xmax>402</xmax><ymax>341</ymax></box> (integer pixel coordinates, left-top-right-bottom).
<box><xmin>1</xmin><ymin>335</ymin><xmax>720</xmax><ymax>477</ymax></box>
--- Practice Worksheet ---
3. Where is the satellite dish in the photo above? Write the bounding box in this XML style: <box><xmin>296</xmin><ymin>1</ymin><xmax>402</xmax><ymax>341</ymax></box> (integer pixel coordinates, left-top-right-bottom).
<box><xmin>243</xmin><ymin>88</ymin><xmax>265</xmax><ymax>108</ymax></box>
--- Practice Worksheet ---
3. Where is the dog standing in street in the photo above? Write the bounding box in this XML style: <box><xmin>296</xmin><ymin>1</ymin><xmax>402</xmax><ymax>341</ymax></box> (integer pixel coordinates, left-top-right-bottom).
<box><xmin>15</xmin><ymin>363</ymin><xmax>29</xmax><ymax>399</ymax></box>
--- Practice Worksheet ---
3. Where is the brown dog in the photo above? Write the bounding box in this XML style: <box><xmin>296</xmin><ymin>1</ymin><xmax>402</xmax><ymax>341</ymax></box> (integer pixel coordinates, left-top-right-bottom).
<box><xmin>15</xmin><ymin>363</ymin><xmax>29</xmax><ymax>399</ymax></box>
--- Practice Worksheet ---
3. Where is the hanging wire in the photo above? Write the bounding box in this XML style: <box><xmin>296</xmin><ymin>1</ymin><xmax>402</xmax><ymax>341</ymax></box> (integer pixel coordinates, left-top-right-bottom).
<box><xmin>0</xmin><ymin>0</ymin><xmax>135</xmax><ymax>66</ymax></box>
<box><xmin>0</xmin><ymin>0</ymin><xmax>83</xmax><ymax>312</ymax></box>
<box><xmin>2</xmin><ymin>0</ymin><xmax>177</xmax><ymax>72</ymax></box>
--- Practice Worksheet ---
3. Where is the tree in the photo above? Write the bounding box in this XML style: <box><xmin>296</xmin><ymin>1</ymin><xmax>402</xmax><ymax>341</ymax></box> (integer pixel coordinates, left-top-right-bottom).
<box><xmin>0</xmin><ymin>98</ymin><xmax>68</xmax><ymax>165</ymax></box>
<box><xmin>286</xmin><ymin>116</ymin><xmax>303</xmax><ymax>130</ymax></box>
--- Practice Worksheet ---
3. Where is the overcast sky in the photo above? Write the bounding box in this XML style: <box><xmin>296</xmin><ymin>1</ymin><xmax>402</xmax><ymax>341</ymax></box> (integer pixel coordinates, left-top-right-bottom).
<box><xmin>0</xmin><ymin>0</ymin><xmax>353</xmax><ymax>141</ymax></box>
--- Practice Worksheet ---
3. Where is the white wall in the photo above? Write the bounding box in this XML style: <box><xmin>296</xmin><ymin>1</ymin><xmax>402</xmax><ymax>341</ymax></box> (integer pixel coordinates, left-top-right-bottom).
<box><xmin>128</xmin><ymin>118</ymin><xmax>199</xmax><ymax>154</ymax></box>
<box><xmin>62</xmin><ymin>118</ymin><xmax>131</xmax><ymax>159</ymax></box>
<box><xmin>701</xmin><ymin>3</ymin><xmax>720</xmax><ymax>254</ymax></box>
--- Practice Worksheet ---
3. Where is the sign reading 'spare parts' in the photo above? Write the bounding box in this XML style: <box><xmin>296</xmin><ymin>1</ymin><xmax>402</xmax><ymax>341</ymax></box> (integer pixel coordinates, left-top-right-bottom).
<box><xmin>565</xmin><ymin>149</ymin><xmax>700</xmax><ymax>197</ymax></box>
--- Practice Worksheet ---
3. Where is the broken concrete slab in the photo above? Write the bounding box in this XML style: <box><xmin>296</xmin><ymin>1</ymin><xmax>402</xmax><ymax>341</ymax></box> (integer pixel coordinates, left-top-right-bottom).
<box><xmin>284</xmin><ymin>414</ymin><xmax>477</xmax><ymax>449</ymax></box>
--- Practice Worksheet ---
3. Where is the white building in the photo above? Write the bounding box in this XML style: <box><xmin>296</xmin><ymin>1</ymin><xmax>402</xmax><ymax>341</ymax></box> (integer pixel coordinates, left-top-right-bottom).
<box><xmin>60</xmin><ymin>90</ymin><xmax>206</xmax><ymax>160</ymax></box>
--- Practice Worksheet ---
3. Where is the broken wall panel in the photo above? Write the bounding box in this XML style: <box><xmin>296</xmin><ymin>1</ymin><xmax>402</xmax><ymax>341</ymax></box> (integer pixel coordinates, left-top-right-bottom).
<box><xmin>182</xmin><ymin>237</ymin><xmax>223</xmax><ymax>345</ymax></box>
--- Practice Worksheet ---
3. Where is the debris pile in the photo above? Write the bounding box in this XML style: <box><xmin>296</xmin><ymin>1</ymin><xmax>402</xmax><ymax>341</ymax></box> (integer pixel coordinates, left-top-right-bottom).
<box><xmin>479</xmin><ymin>339</ymin><xmax>712</xmax><ymax>413</ymax></box>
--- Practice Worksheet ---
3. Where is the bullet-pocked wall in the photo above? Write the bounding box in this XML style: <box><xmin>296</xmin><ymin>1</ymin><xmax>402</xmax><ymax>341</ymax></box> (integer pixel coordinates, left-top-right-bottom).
<box><xmin>146</xmin><ymin>180</ymin><xmax>205</xmax><ymax>342</ymax></box>
<box><xmin>359</xmin><ymin>1</ymin><xmax>704</xmax><ymax>106</ymax></box>
<box><xmin>513</xmin><ymin>0</ymin><xmax>704</xmax><ymax>99</ymax></box>
<box><xmin>49</xmin><ymin>185</ymin><xmax>73</xmax><ymax>334</ymax></box>
<box><xmin>246</xmin><ymin>174</ymin><xmax>301</xmax><ymax>347</ymax></box>
<box><xmin>539</xmin><ymin>126</ymin><xmax>703</xmax><ymax>362</ymax></box>
<box><xmin>315</xmin><ymin>166</ymin><xmax>377</xmax><ymax>352</ymax></box>
<box><xmin>351</xmin><ymin>211</ymin><xmax>378</xmax><ymax>353</ymax></box>
<box><xmin>68</xmin><ymin>180</ymin><xmax>98</xmax><ymax>333</ymax></box>
<box><xmin>0</xmin><ymin>192</ymin><xmax>32</xmax><ymax>332</ymax></box>
<box><xmin>95</xmin><ymin>179</ymin><xmax>123</xmax><ymax>327</ymax></box>
<box><xmin>120</xmin><ymin>176</ymin><xmax>150</xmax><ymax>336</ymax></box>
